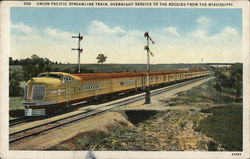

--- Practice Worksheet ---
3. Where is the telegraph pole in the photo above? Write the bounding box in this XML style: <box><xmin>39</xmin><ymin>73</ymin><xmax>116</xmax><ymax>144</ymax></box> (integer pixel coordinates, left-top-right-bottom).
<box><xmin>144</xmin><ymin>32</ymin><xmax>155</xmax><ymax>104</ymax></box>
<box><xmin>72</xmin><ymin>33</ymin><xmax>83</xmax><ymax>73</ymax></box>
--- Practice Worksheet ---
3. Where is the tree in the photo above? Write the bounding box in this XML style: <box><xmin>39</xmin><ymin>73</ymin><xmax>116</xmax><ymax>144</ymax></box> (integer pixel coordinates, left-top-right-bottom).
<box><xmin>96</xmin><ymin>54</ymin><xmax>107</xmax><ymax>64</ymax></box>
<box><xmin>9</xmin><ymin>79</ymin><xmax>23</xmax><ymax>96</ymax></box>
<box><xmin>229</xmin><ymin>63</ymin><xmax>242</xmax><ymax>102</ymax></box>
<box><xmin>13</xmin><ymin>59</ymin><xmax>19</xmax><ymax>65</ymax></box>
<box><xmin>31</xmin><ymin>54</ymin><xmax>39</xmax><ymax>60</ymax></box>
<box><xmin>9</xmin><ymin>57</ymin><xmax>13</xmax><ymax>65</ymax></box>
<box><xmin>23</xmin><ymin>55</ymin><xmax>52</xmax><ymax>81</ymax></box>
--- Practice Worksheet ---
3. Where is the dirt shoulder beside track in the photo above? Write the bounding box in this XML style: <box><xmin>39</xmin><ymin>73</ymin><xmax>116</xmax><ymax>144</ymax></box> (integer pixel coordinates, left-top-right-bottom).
<box><xmin>10</xmin><ymin>77</ymin><xmax>214</xmax><ymax>150</ymax></box>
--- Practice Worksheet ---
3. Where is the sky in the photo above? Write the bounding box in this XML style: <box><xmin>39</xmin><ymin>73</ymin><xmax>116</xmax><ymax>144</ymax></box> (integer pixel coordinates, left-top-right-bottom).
<box><xmin>11</xmin><ymin>8</ymin><xmax>242</xmax><ymax>64</ymax></box>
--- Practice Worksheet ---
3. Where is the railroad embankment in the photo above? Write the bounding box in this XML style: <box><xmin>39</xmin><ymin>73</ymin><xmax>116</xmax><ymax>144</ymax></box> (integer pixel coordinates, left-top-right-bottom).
<box><xmin>48</xmin><ymin>73</ymin><xmax>242</xmax><ymax>151</ymax></box>
<box><xmin>10</xmin><ymin>112</ymin><xmax>132</xmax><ymax>150</ymax></box>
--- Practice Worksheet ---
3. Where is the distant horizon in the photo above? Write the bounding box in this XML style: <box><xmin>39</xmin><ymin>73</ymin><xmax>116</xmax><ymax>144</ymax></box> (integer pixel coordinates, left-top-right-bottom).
<box><xmin>10</xmin><ymin>56</ymin><xmax>242</xmax><ymax>65</ymax></box>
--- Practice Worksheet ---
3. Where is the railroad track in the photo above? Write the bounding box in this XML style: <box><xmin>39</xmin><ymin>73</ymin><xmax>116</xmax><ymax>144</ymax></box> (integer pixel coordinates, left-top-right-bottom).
<box><xmin>9</xmin><ymin>75</ymin><xmax>211</xmax><ymax>145</ymax></box>
<box><xmin>9</xmin><ymin>116</ymin><xmax>46</xmax><ymax>127</ymax></box>
<box><xmin>9</xmin><ymin>117</ymin><xmax>30</xmax><ymax>127</ymax></box>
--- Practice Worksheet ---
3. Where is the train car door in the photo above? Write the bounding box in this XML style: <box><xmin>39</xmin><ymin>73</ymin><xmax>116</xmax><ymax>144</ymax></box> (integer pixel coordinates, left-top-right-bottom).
<box><xmin>135</xmin><ymin>77</ymin><xmax>138</xmax><ymax>91</ymax></box>
<box><xmin>66</xmin><ymin>82</ymin><xmax>70</xmax><ymax>107</ymax></box>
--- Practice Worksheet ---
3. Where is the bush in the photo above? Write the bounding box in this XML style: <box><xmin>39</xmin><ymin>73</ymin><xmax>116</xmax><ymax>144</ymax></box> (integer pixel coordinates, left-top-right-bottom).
<box><xmin>208</xmin><ymin>141</ymin><xmax>218</xmax><ymax>151</ymax></box>
<box><xmin>9</xmin><ymin>67</ymin><xmax>25</xmax><ymax>97</ymax></box>
<box><xmin>9</xmin><ymin>79</ymin><xmax>23</xmax><ymax>97</ymax></box>
<box><xmin>214</xmin><ymin>63</ymin><xmax>242</xmax><ymax>102</ymax></box>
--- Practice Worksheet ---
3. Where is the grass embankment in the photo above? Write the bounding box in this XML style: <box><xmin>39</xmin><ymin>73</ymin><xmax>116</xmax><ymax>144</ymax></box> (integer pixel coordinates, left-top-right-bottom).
<box><xmin>199</xmin><ymin>104</ymin><xmax>242</xmax><ymax>151</ymax></box>
<box><xmin>49</xmin><ymin>112</ymin><xmax>184</xmax><ymax>151</ymax></box>
<box><xmin>168</xmin><ymin>78</ymin><xmax>242</xmax><ymax>151</ymax></box>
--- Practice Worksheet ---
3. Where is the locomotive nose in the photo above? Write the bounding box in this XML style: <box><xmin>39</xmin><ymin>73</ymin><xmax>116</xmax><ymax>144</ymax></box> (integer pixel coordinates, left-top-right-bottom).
<box><xmin>25</xmin><ymin>77</ymin><xmax>62</xmax><ymax>103</ymax></box>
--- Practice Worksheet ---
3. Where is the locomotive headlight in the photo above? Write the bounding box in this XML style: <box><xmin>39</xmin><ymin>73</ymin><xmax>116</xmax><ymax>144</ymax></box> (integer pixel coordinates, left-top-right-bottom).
<box><xmin>32</xmin><ymin>85</ymin><xmax>46</xmax><ymax>102</ymax></box>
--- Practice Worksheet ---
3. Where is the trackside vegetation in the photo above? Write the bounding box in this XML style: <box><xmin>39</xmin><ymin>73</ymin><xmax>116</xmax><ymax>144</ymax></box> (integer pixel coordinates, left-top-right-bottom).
<box><xmin>170</xmin><ymin>63</ymin><xmax>243</xmax><ymax>151</ymax></box>
<box><xmin>198</xmin><ymin>63</ymin><xmax>243</xmax><ymax>151</ymax></box>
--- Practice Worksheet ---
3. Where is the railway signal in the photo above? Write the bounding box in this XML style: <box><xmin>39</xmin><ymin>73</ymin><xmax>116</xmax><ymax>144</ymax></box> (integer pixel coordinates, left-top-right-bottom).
<box><xmin>144</xmin><ymin>31</ymin><xmax>155</xmax><ymax>104</ymax></box>
<box><xmin>72</xmin><ymin>33</ymin><xmax>84</xmax><ymax>73</ymax></box>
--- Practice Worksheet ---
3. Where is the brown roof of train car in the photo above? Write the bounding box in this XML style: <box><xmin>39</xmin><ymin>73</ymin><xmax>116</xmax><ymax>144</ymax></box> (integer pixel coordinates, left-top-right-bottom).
<box><xmin>72</xmin><ymin>70</ymin><xmax>207</xmax><ymax>81</ymax></box>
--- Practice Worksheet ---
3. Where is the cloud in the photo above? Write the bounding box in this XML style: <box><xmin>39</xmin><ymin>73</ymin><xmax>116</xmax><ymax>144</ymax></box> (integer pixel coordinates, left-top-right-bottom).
<box><xmin>189</xmin><ymin>16</ymin><xmax>239</xmax><ymax>42</ymax></box>
<box><xmin>191</xmin><ymin>30</ymin><xmax>207</xmax><ymax>39</ymax></box>
<box><xmin>44</xmin><ymin>28</ymin><xmax>72</xmax><ymax>39</ymax></box>
<box><xmin>217</xmin><ymin>26</ymin><xmax>238</xmax><ymax>36</ymax></box>
<box><xmin>196</xmin><ymin>16</ymin><xmax>214</xmax><ymax>29</ymax></box>
<box><xmin>11</xmin><ymin>23</ymin><xmax>33</xmax><ymax>34</ymax></box>
<box><xmin>163</xmin><ymin>27</ymin><xmax>180</xmax><ymax>36</ymax></box>
<box><xmin>190</xmin><ymin>26</ymin><xmax>238</xmax><ymax>41</ymax></box>
<box><xmin>87</xmin><ymin>20</ymin><xmax>126</xmax><ymax>37</ymax></box>
<box><xmin>84</xmin><ymin>21</ymin><xmax>145</xmax><ymax>63</ymax></box>
<box><xmin>189</xmin><ymin>16</ymin><xmax>214</xmax><ymax>38</ymax></box>
<box><xmin>11</xmin><ymin>24</ymin><xmax>75</xmax><ymax>63</ymax></box>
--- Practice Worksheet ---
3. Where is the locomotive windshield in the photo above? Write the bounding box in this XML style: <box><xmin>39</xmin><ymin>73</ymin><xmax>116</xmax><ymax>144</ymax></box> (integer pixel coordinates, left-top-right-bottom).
<box><xmin>38</xmin><ymin>73</ymin><xmax>62</xmax><ymax>79</ymax></box>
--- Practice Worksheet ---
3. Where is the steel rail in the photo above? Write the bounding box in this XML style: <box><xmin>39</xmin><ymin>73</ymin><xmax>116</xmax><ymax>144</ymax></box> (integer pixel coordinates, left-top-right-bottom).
<box><xmin>9</xmin><ymin>116</ymin><xmax>45</xmax><ymax>127</ymax></box>
<box><xmin>9</xmin><ymin>117</ymin><xmax>30</xmax><ymax>127</ymax></box>
<box><xmin>9</xmin><ymin>75</ymin><xmax>211</xmax><ymax>145</ymax></box>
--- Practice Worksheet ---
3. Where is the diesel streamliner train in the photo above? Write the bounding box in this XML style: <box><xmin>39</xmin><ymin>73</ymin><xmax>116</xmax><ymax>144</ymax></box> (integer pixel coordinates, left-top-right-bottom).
<box><xmin>23</xmin><ymin>70</ymin><xmax>210</xmax><ymax>116</ymax></box>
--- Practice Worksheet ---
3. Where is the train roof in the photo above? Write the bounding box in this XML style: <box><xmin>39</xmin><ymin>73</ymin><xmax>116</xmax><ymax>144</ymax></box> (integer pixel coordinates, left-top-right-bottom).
<box><xmin>38</xmin><ymin>72</ymin><xmax>78</xmax><ymax>80</ymax></box>
<box><xmin>72</xmin><ymin>70</ymin><xmax>207</xmax><ymax>81</ymax></box>
<box><xmin>38</xmin><ymin>72</ymin><xmax>72</xmax><ymax>76</ymax></box>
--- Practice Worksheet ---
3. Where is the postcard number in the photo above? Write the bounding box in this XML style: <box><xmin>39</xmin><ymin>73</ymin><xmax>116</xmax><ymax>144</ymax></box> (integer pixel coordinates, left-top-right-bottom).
<box><xmin>24</xmin><ymin>2</ymin><xmax>31</xmax><ymax>6</ymax></box>
<box><xmin>232</xmin><ymin>153</ymin><xmax>241</xmax><ymax>156</ymax></box>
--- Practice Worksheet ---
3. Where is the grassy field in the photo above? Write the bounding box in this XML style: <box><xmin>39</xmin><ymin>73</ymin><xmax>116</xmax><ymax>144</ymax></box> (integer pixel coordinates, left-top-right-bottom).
<box><xmin>9</xmin><ymin>97</ymin><xmax>25</xmax><ymax>119</ymax></box>
<box><xmin>199</xmin><ymin>104</ymin><xmax>242</xmax><ymax>151</ymax></box>
<box><xmin>51</xmin><ymin>63</ymin><xmax>209</xmax><ymax>73</ymax></box>
<box><xmin>9</xmin><ymin>97</ymin><xmax>24</xmax><ymax>110</ymax></box>
<box><xmin>10</xmin><ymin>63</ymin><xmax>210</xmax><ymax>74</ymax></box>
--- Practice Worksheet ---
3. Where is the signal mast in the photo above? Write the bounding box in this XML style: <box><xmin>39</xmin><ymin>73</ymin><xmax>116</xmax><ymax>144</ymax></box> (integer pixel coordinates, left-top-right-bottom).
<box><xmin>72</xmin><ymin>33</ymin><xmax>83</xmax><ymax>73</ymax></box>
<box><xmin>144</xmin><ymin>31</ymin><xmax>155</xmax><ymax>104</ymax></box>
